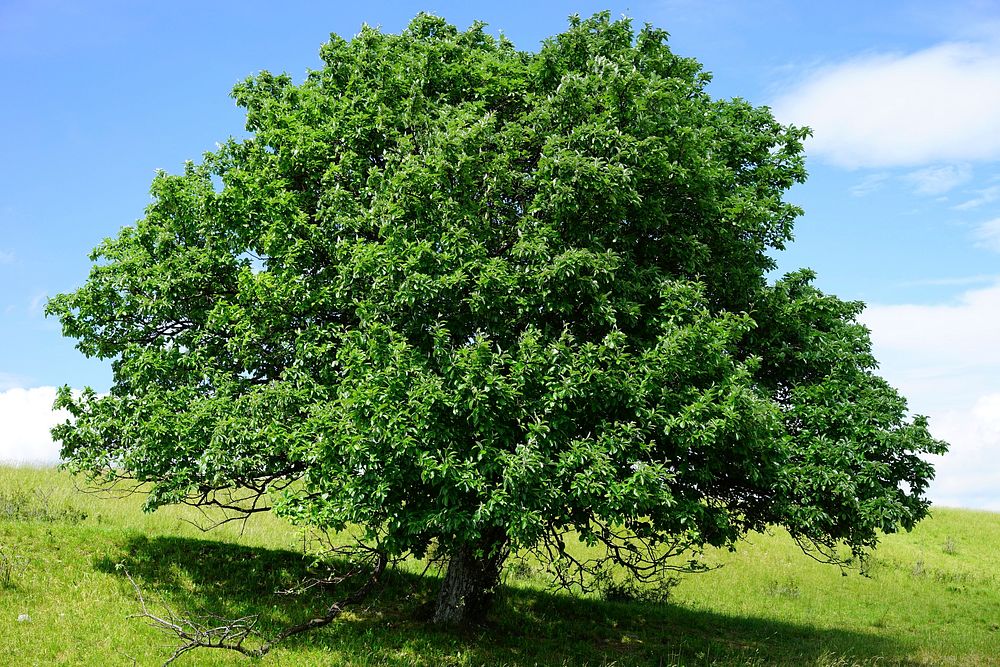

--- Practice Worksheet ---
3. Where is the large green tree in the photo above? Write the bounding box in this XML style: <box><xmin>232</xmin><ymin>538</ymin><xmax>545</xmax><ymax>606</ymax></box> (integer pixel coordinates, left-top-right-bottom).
<box><xmin>49</xmin><ymin>13</ymin><xmax>946</xmax><ymax>626</ymax></box>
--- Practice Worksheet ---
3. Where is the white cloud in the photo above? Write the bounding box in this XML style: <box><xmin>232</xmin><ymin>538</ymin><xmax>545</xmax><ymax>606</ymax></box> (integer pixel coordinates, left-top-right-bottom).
<box><xmin>772</xmin><ymin>43</ymin><xmax>1000</xmax><ymax>168</ymax></box>
<box><xmin>0</xmin><ymin>372</ymin><xmax>28</xmax><ymax>391</ymax></box>
<box><xmin>953</xmin><ymin>184</ymin><xmax>1000</xmax><ymax>210</ymax></box>
<box><xmin>973</xmin><ymin>217</ymin><xmax>1000</xmax><ymax>251</ymax></box>
<box><xmin>0</xmin><ymin>386</ymin><xmax>66</xmax><ymax>465</ymax></box>
<box><xmin>862</xmin><ymin>283</ymin><xmax>1000</xmax><ymax>509</ymax></box>
<box><xmin>863</xmin><ymin>282</ymin><xmax>1000</xmax><ymax>369</ymax></box>
<box><xmin>903</xmin><ymin>164</ymin><xmax>972</xmax><ymax>195</ymax></box>
<box><xmin>897</xmin><ymin>273</ymin><xmax>1000</xmax><ymax>288</ymax></box>
<box><xmin>925</xmin><ymin>394</ymin><xmax>1000</xmax><ymax>511</ymax></box>
<box><xmin>849</xmin><ymin>172</ymin><xmax>890</xmax><ymax>197</ymax></box>
<box><xmin>28</xmin><ymin>292</ymin><xmax>47</xmax><ymax>317</ymax></box>
<box><xmin>0</xmin><ymin>249</ymin><xmax>13</xmax><ymax>264</ymax></box>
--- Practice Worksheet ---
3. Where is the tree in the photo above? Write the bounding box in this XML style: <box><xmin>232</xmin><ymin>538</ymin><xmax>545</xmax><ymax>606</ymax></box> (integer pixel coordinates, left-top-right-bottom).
<box><xmin>48</xmin><ymin>12</ymin><xmax>946</xmax><ymax>627</ymax></box>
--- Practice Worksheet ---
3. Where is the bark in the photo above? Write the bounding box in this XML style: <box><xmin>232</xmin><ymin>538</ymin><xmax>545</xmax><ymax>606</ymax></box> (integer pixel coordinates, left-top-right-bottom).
<box><xmin>432</xmin><ymin>529</ymin><xmax>509</xmax><ymax>625</ymax></box>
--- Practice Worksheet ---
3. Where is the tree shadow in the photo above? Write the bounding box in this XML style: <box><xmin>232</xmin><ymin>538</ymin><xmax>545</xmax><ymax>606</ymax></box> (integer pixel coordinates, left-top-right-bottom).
<box><xmin>95</xmin><ymin>534</ymin><xmax>918</xmax><ymax>666</ymax></box>
<box><xmin>92</xmin><ymin>533</ymin><xmax>387</xmax><ymax>632</ymax></box>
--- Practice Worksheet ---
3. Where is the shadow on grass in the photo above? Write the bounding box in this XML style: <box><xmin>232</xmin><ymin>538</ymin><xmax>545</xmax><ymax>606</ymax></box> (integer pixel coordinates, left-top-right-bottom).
<box><xmin>96</xmin><ymin>535</ymin><xmax>916</xmax><ymax>666</ymax></box>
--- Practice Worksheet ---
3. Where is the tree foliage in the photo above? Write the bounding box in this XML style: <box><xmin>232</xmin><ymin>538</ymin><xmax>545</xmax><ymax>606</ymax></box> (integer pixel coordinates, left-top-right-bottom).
<box><xmin>49</xmin><ymin>13</ymin><xmax>946</xmax><ymax>624</ymax></box>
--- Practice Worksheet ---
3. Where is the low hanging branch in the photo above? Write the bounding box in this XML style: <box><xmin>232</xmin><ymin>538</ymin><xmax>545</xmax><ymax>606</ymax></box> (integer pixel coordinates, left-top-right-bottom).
<box><xmin>121</xmin><ymin>547</ymin><xmax>388</xmax><ymax>665</ymax></box>
<box><xmin>527</xmin><ymin>522</ymin><xmax>717</xmax><ymax>596</ymax></box>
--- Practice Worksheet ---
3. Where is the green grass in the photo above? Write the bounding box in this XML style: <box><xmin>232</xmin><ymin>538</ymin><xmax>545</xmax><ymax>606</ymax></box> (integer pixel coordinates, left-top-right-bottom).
<box><xmin>1</xmin><ymin>466</ymin><xmax>998</xmax><ymax>666</ymax></box>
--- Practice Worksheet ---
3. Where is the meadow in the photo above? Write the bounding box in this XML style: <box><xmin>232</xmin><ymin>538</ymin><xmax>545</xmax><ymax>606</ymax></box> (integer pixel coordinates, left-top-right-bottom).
<box><xmin>1</xmin><ymin>465</ymin><xmax>997</xmax><ymax>666</ymax></box>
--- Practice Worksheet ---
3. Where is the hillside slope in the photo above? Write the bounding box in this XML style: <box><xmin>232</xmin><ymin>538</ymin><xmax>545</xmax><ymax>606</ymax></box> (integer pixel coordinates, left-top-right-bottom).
<box><xmin>1</xmin><ymin>466</ymin><xmax>997</xmax><ymax>666</ymax></box>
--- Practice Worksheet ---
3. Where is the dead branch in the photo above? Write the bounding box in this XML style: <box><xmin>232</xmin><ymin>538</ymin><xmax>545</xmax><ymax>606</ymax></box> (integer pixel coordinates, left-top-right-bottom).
<box><xmin>119</xmin><ymin>545</ymin><xmax>388</xmax><ymax>665</ymax></box>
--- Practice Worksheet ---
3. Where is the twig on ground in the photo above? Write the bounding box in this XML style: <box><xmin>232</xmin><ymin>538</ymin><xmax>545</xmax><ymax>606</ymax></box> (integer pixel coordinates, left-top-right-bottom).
<box><xmin>119</xmin><ymin>545</ymin><xmax>388</xmax><ymax>665</ymax></box>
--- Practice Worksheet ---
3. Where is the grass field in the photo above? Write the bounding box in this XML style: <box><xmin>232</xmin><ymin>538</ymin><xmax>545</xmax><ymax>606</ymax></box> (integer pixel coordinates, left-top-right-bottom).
<box><xmin>1</xmin><ymin>465</ymin><xmax>997</xmax><ymax>666</ymax></box>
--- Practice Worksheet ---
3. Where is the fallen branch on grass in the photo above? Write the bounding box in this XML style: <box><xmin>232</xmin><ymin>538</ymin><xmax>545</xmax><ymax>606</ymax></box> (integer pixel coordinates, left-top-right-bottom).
<box><xmin>120</xmin><ymin>546</ymin><xmax>388</xmax><ymax>665</ymax></box>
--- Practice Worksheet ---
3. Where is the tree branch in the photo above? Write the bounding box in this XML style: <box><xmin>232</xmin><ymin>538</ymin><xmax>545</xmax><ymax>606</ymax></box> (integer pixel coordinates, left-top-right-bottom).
<box><xmin>120</xmin><ymin>545</ymin><xmax>388</xmax><ymax>665</ymax></box>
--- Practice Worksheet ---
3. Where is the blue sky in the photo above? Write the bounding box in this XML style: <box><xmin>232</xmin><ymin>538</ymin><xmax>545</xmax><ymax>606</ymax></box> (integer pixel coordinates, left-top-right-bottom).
<box><xmin>2</xmin><ymin>0</ymin><xmax>999</xmax><ymax>510</ymax></box>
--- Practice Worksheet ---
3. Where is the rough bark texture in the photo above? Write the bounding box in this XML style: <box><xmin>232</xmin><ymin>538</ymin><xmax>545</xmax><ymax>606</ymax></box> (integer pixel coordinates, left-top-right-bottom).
<box><xmin>432</xmin><ymin>531</ymin><xmax>509</xmax><ymax>625</ymax></box>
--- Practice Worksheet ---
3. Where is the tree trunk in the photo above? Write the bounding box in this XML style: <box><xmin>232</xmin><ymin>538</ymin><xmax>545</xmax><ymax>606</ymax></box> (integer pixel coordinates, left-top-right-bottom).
<box><xmin>432</xmin><ymin>529</ymin><xmax>508</xmax><ymax>625</ymax></box>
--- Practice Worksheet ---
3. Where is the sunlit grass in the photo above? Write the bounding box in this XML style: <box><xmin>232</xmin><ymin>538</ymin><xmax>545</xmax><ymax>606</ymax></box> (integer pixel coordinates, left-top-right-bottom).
<box><xmin>1</xmin><ymin>465</ymin><xmax>997</xmax><ymax>665</ymax></box>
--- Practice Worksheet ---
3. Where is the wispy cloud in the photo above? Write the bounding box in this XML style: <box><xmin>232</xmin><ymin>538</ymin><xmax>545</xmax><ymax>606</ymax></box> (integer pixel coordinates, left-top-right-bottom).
<box><xmin>953</xmin><ymin>184</ymin><xmax>1000</xmax><ymax>210</ymax></box>
<box><xmin>0</xmin><ymin>372</ymin><xmax>28</xmax><ymax>391</ymax></box>
<box><xmin>904</xmin><ymin>164</ymin><xmax>972</xmax><ymax>195</ymax></box>
<box><xmin>0</xmin><ymin>250</ymin><xmax>14</xmax><ymax>264</ymax></box>
<box><xmin>773</xmin><ymin>43</ymin><xmax>1000</xmax><ymax>168</ymax></box>
<box><xmin>973</xmin><ymin>218</ymin><xmax>1000</xmax><ymax>251</ymax></box>
<box><xmin>28</xmin><ymin>292</ymin><xmax>47</xmax><ymax>317</ymax></box>
<box><xmin>896</xmin><ymin>273</ymin><xmax>1000</xmax><ymax>288</ymax></box>
<box><xmin>849</xmin><ymin>172</ymin><xmax>890</xmax><ymax>197</ymax></box>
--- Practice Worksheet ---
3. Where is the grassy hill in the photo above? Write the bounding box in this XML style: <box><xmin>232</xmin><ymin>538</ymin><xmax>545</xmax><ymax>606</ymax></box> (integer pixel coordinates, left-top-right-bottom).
<box><xmin>1</xmin><ymin>466</ymin><xmax>997</xmax><ymax>666</ymax></box>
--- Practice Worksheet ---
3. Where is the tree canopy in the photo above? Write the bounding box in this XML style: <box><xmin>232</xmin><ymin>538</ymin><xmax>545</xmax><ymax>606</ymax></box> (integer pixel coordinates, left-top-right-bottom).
<box><xmin>49</xmin><ymin>12</ymin><xmax>946</xmax><ymax>626</ymax></box>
